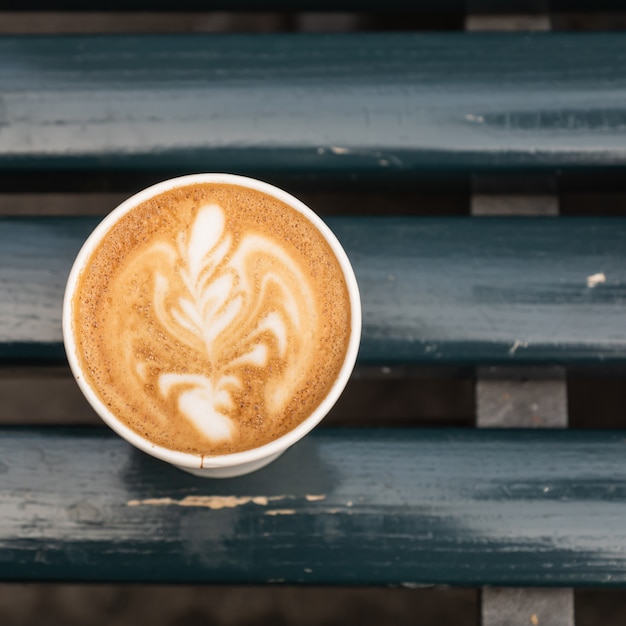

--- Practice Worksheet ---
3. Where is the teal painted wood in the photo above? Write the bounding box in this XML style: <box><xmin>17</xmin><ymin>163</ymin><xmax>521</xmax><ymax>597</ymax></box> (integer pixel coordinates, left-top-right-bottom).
<box><xmin>1</xmin><ymin>426</ymin><xmax>626</xmax><ymax>586</ymax></box>
<box><xmin>2</xmin><ymin>216</ymin><xmax>626</xmax><ymax>365</ymax></box>
<box><xmin>2</xmin><ymin>34</ymin><xmax>626</xmax><ymax>184</ymax></box>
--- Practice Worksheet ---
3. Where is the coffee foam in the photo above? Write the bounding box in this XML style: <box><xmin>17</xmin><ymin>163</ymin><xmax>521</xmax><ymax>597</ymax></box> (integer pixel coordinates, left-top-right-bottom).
<box><xmin>73</xmin><ymin>183</ymin><xmax>351</xmax><ymax>455</ymax></box>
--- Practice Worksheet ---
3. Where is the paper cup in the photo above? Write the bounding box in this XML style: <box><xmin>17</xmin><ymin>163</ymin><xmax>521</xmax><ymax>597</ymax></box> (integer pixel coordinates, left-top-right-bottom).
<box><xmin>63</xmin><ymin>174</ymin><xmax>361</xmax><ymax>477</ymax></box>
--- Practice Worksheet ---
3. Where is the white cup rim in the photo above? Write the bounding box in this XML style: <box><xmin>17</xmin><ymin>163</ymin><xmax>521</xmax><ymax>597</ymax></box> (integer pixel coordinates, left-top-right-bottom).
<box><xmin>63</xmin><ymin>173</ymin><xmax>361</xmax><ymax>470</ymax></box>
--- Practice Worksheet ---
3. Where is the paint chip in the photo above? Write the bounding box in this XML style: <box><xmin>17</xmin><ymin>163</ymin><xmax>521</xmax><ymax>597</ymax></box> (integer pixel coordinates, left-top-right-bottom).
<box><xmin>509</xmin><ymin>339</ymin><xmax>529</xmax><ymax>355</ymax></box>
<box><xmin>587</xmin><ymin>272</ymin><xmax>606</xmax><ymax>288</ymax></box>
<box><xmin>127</xmin><ymin>495</ymin><xmax>285</xmax><ymax>510</ymax></box>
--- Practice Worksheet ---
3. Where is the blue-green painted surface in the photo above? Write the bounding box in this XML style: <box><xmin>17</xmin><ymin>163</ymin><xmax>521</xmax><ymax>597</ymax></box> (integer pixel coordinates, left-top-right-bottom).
<box><xmin>0</xmin><ymin>427</ymin><xmax>625</xmax><ymax>586</ymax></box>
<box><xmin>2</xmin><ymin>216</ymin><xmax>626</xmax><ymax>365</ymax></box>
<box><xmin>2</xmin><ymin>34</ymin><xmax>626</xmax><ymax>184</ymax></box>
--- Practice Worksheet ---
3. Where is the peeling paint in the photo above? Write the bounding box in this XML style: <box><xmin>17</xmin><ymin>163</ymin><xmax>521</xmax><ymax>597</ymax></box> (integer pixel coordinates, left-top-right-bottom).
<box><xmin>128</xmin><ymin>494</ymin><xmax>327</xmax><ymax>510</ymax></box>
<box><xmin>330</xmin><ymin>146</ymin><xmax>350</xmax><ymax>155</ymax></box>
<box><xmin>587</xmin><ymin>272</ymin><xmax>606</xmax><ymax>288</ymax></box>
<box><xmin>127</xmin><ymin>495</ymin><xmax>286</xmax><ymax>510</ymax></box>
<box><xmin>326</xmin><ymin>146</ymin><xmax>403</xmax><ymax>166</ymax></box>
<box><xmin>265</xmin><ymin>509</ymin><xmax>297</xmax><ymax>516</ymax></box>
<box><xmin>509</xmin><ymin>339</ymin><xmax>529</xmax><ymax>355</ymax></box>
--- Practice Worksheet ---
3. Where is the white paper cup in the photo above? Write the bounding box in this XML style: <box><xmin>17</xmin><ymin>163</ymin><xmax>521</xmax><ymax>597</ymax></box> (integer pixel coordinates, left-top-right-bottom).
<box><xmin>63</xmin><ymin>174</ymin><xmax>361</xmax><ymax>478</ymax></box>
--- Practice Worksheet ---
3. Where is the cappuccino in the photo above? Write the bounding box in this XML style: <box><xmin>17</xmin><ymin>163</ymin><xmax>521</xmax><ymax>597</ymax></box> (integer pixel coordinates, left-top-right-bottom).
<box><xmin>71</xmin><ymin>182</ymin><xmax>352</xmax><ymax>456</ymax></box>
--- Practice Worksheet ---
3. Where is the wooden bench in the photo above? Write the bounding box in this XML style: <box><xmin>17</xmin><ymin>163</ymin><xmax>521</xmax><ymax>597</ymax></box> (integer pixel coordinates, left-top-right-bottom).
<box><xmin>2</xmin><ymin>4</ymin><xmax>626</xmax><ymax>624</ymax></box>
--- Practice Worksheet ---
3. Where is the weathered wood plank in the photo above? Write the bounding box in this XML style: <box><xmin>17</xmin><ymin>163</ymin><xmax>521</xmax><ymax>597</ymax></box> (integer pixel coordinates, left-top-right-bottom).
<box><xmin>1</xmin><ymin>427</ymin><xmax>626</xmax><ymax>585</ymax></box>
<box><xmin>1</xmin><ymin>34</ymin><xmax>626</xmax><ymax>185</ymax></box>
<box><xmin>481</xmin><ymin>589</ymin><xmax>574</xmax><ymax>626</ymax></box>
<box><xmin>476</xmin><ymin>374</ymin><xmax>568</xmax><ymax>426</ymax></box>
<box><xmin>1</xmin><ymin>216</ymin><xmax>626</xmax><ymax>365</ymax></box>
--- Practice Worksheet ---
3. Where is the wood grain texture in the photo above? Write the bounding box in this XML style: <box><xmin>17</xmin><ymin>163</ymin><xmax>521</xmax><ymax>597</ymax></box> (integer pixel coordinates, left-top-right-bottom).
<box><xmin>2</xmin><ymin>216</ymin><xmax>626</xmax><ymax>365</ymax></box>
<box><xmin>1</xmin><ymin>34</ymin><xmax>626</xmax><ymax>184</ymax></box>
<box><xmin>1</xmin><ymin>426</ymin><xmax>626</xmax><ymax>586</ymax></box>
<box><xmin>481</xmin><ymin>589</ymin><xmax>574</xmax><ymax>626</ymax></box>
<box><xmin>476</xmin><ymin>376</ymin><xmax>568</xmax><ymax>427</ymax></box>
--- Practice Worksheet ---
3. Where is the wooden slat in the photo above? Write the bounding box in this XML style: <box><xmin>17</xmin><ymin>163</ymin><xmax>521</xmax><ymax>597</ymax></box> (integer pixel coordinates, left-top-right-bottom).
<box><xmin>2</xmin><ymin>216</ymin><xmax>626</xmax><ymax>365</ymax></box>
<box><xmin>476</xmin><ymin>372</ymin><xmax>568</xmax><ymax>428</ymax></box>
<box><xmin>1</xmin><ymin>34</ymin><xmax>626</xmax><ymax>186</ymax></box>
<box><xmin>1</xmin><ymin>426</ymin><xmax>626</xmax><ymax>585</ymax></box>
<box><xmin>482</xmin><ymin>589</ymin><xmax>574</xmax><ymax>626</ymax></box>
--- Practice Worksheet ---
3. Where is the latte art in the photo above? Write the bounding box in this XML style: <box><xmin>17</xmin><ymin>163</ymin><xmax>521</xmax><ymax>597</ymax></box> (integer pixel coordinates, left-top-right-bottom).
<box><xmin>72</xmin><ymin>183</ymin><xmax>351</xmax><ymax>456</ymax></box>
<box><xmin>147</xmin><ymin>203</ymin><xmax>316</xmax><ymax>442</ymax></box>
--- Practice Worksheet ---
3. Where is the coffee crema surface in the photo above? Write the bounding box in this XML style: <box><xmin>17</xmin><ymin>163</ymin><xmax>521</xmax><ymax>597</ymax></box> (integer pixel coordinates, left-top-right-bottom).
<box><xmin>73</xmin><ymin>183</ymin><xmax>351</xmax><ymax>455</ymax></box>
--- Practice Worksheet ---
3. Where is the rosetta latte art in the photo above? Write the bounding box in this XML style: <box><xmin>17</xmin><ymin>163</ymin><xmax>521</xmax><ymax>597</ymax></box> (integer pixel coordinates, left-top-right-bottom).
<box><xmin>73</xmin><ymin>182</ymin><xmax>352</xmax><ymax>455</ymax></box>
<box><xmin>135</xmin><ymin>204</ymin><xmax>316</xmax><ymax>443</ymax></box>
